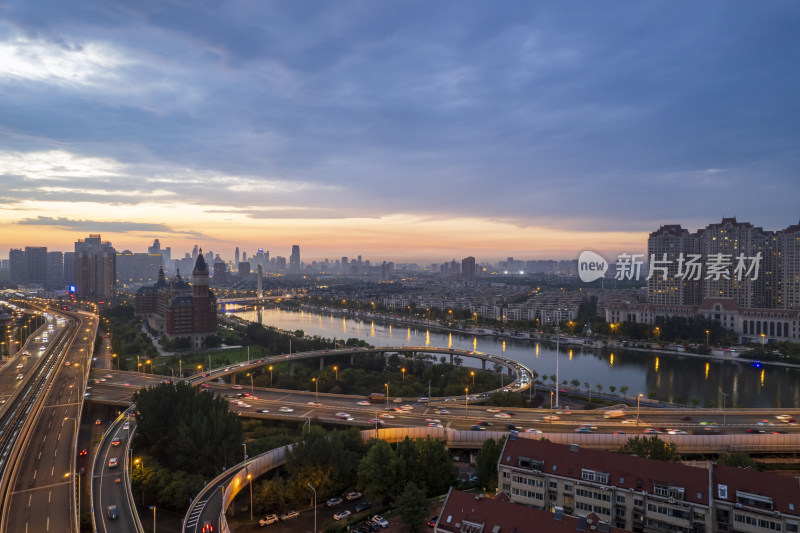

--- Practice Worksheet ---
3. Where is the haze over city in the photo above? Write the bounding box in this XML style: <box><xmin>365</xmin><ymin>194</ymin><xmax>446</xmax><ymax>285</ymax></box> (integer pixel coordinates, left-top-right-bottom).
<box><xmin>1</xmin><ymin>2</ymin><xmax>798</xmax><ymax>261</ymax></box>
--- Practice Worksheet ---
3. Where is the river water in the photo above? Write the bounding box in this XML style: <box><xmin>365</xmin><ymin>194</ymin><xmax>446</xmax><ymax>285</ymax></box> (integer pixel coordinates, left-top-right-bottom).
<box><xmin>227</xmin><ymin>307</ymin><xmax>800</xmax><ymax>409</ymax></box>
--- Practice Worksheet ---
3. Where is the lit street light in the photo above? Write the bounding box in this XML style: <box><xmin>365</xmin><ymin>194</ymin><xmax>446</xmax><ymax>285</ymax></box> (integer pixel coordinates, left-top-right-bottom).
<box><xmin>312</xmin><ymin>377</ymin><xmax>318</xmax><ymax>402</ymax></box>
<box><xmin>385</xmin><ymin>383</ymin><xmax>389</xmax><ymax>407</ymax></box>
<box><xmin>470</xmin><ymin>371</ymin><xmax>475</xmax><ymax>385</ymax></box>
<box><xmin>269</xmin><ymin>365</ymin><xmax>273</xmax><ymax>387</ymax></box>
<box><xmin>149</xmin><ymin>506</ymin><xmax>156</xmax><ymax>533</ymax></box>
<box><xmin>247</xmin><ymin>474</ymin><xmax>253</xmax><ymax>521</ymax></box>
<box><xmin>247</xmin><ymin>373</ymin><xmax>254</xmax><ymax>396</ymax></box>
<box><xmin>637</xmin><ymin>393</ymin><xmax>643</xmax><ymax>427</ymax></box>
<box><xmin>465</xmin><ymin>387</ymin><xmax>469</xmax><ymax>414</ymax></box>
<box><xmin>333</xmin><ymin>365</ymin><xmax>338</xmax><ymax>380</ymax></box>
<box><xmin>401</xmin><ymin>368</ymin><xmax>405</xmax><ymax>381</ymax></box>
<box><xmin>706</xmin><ymin>330</ymin><xmax>710</xmax><ymax>347</ymax></box>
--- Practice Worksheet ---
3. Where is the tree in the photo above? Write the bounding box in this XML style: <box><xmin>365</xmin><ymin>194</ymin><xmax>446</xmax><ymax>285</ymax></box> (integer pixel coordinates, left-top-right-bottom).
<box><xmin>609</xmin><ymin>385</ymin><xmax>617</xmax><ymax>395</ymax></box>
<box><xmin>619</xmin><ymin>386</ymin><xmax>629</xmax><ymax>398</ymax></box>
<box><xmin>717</xmin><ymin>452</ymin><xmax>759</xmax><ymax>469</ymax></box>
<box><xmin>570</xmin><ymin>379</ymin><xmax>580</xmax><ymax>389</ymax></box>
<box><xmin>357</xmin><ymin>440</ymin><xmax>397</xmax><ymax>503</ymax></box>
<box><xmin>595</xmin><ymin>383</ymin><xmax>603</xmax><ymax>394</ymax></box>
<box><xmin>475</xmin><ymin>436</ymin><xmax>506</xmax><ymax>491</ymax></box>
<box><xmin>618</xmin><ymin>436</ymin><xmax>680</xmax><ymax>461</ymax></box>
<box><xmin>397</xmin><ymin>481</ymin><xmax>428</xmax><ymax>533</ymax></box>
<box><xmin>584</xmin><ymin>382</ymin><xmax>592</xmax><ymax>403</ymax></box>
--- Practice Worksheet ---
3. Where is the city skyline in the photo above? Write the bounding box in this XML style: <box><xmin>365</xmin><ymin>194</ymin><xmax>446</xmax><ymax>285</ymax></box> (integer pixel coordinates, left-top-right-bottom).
<box><xmin>1</xmin><ymin>3</ymin><xmax>798</xmax><ymax>261</ymax></box>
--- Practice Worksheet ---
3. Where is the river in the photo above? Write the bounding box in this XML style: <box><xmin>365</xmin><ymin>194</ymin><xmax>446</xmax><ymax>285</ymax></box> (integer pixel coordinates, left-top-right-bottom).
<box><xmin>226</xmin><ymin>307</ymin><xmax>800</xmax><ymax>409</ymax></box>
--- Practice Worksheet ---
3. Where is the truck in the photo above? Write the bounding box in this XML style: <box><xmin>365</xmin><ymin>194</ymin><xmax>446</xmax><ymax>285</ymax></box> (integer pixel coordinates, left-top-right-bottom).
<box><xmin>603</xmin><ymin>409</ymin><xmax>625</xmax><ymax>419</ymax></box>
<box><xmin>368</xmin><ymin>393</ymin><xmax>385</xmax><ymax>404</ymax></box>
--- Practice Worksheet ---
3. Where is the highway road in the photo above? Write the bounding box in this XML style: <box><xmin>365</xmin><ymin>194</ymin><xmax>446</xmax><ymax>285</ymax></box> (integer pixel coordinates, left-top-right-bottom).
<box><xmin>90</xmin><ymin>372</ymin><xmax>800</xmax><ymax>437</ymax></box>
<box><xmin>0</xmin><ymin>309</ymin><xmax>97</xmax><ymax>533</ymax></box>
<box><xmin>92</xmin><ymin>413</ymin><xmax>139</xmax><ymax>533</ymax></box>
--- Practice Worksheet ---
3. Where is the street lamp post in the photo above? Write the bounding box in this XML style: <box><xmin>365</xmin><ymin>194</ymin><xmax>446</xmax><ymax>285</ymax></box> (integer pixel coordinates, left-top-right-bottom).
<box><xmin>721</xmin><ymin>392</ymin><xmax>729</xmax><ymax>426</ymax></box>
<box><xmin>401</xmin><ymin>368</ymin><xmax>405</xmax><ymax>381</ymax></box>
<box><xmin>64</xmin><ymin>417</ymin><xmax>79</xmax><ymax>522</ymax></box>
<box><xmin>637</xmin><ymin>393</ymin><xmax>643</xmax><ymax>427</ymax></box>
<box><xmin>247</xmin><ymin>373</ymin><xmax>254</xmax><ymax>396</ymax></box>
<box><xmin>333</xmin><ymin>365</ymin><xmax>338</xmax><ymax>380</ymax></box>
<box><xmin>313</xmin><ymin>377</ymin><xmax>318</xmax><ymax>402</ymax></box>
<box><xmin>470</xmin><ymin>371</ymin><xmax>475</xmax><ymax>385</ymax></box>
<box><xmin>269</xmin><ymin>365</ymin><xmax>273</xmax><ymax>387</ymax></box>
<box><xmin>385</xmin><ymin>383</ymin><xmax>389</xmax><ymax>407</ymax></box>
<box><xmin>149</xmin><ymin>506</ymin><xmax>156</xmax><ymax>533</ymax></box>
<box><xmin>706</xmin><ymin>330</ymin><xmax>710</xmax><ymax>347</ymax></box>
<box><xmin>242</xmin><ymin>442</ymin><xmax>247</xmax><ymax>461</ymax></box>
<box><xmin>307</xmin><ymin>483</ymin><xmax>317</xmax><ymax>533</ymax></box>
<box><xmin>465</xmin><ymin>387</ymin><xmax>469</xmax><ymax>414</ymax></box>
<box><xmin>247</xmin><ymin>474</ymin><xmax>253</xmax><ymax>521</ymax></box>
<box><xmin>761</xmin><ymin>333</ymin><xmax>766</xmax><ymax>347</ymax></box>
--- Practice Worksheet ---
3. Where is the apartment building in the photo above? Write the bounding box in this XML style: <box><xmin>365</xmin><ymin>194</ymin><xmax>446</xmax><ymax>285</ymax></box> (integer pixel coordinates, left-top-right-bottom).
<box><xmin>498</xmin><ymin>438</ymin><xmax>800</xmax><ymax>533</ymax></box>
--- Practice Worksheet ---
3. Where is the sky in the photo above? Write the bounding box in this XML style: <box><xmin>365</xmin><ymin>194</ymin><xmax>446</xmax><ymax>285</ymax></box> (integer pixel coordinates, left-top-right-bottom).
<box><xmin>1</xmin><ymin>1</ymin><xmax>798</xmax><ymax>263</ymax></box>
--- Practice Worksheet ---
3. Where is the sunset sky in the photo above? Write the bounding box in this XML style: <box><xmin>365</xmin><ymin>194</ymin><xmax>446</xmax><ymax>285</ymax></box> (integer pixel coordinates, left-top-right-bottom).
<box><xmin>1</xmin><ymin>2</ymin><xmax>798</xmax><ymax>263</ymax></box>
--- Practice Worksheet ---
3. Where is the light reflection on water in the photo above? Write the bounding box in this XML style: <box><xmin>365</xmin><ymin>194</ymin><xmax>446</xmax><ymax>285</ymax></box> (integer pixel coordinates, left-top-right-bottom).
<box><xmin>228</xmin><ymin>307</ymin><xmax>800</xmax><ymax>408</ymax></box>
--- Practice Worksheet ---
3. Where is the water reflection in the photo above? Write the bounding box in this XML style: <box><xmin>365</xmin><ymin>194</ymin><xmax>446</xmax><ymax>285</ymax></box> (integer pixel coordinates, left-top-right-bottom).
<box><xmin>228</xmin><ymin>308</ymin><xmax>800</xmax><ymax>408</ymax></box>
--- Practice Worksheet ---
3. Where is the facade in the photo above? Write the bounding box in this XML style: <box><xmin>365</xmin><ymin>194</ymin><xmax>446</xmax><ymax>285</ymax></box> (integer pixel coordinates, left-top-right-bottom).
<box><xmin>498</xmin><ymin>438</ymin><xmax>800</xmax><ymax>533</ymax></box>
<box><xmin>436</xmin><ymin>488</ymin><xmax>627</xmax><ymax>533</ymax></box>
<box><xmin>134</xmin><ymin>252</ymin><xmax>217</xmax><ymax>349</ymax></box>
<box><xmin>606</xmin><ymin>298</ymin><xmax>800</xmax><ymax>343</ymax></box>
<box><xmin>74</xmin><ymin>234</ymin><xmax>116</xmax><ymax>301</ymax></box>
<box><xmin>647</xmin><ymin>219</ymin><xmax>800</xmax><ymax>310</ymax></box>
<box><xmin>289</xmin><ymin>245</ymin><xmax>300</xmax><ymax>273</ymax></box>
<box><xmin>462</xmin><ymin>256</ymin><xmax>477</xmax><ymax>283</ymax></box>
<box><xmin>116</xmin><ymin>251</ymin><xmax>162</xmax><ymax>284</ymax></box>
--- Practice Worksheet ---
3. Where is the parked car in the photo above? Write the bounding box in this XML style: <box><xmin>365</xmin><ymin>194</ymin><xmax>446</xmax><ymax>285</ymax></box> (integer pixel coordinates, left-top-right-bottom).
<box><xmin>334</xmin><ymin>510</ymin><xmax>352</xmax><ymax>521</ymax></box>
<box><xmin>280</xmin><ymin>511</ymin><xmax>299</xmax><ymax>521</ymax></box>
<box><xmin>371</xmin><ymin>515</ymin><xmax>389</xmax><ymax>528</ymax></box>
<box><xmin>259</xmin><ymin>514</ymin><xmax>278</xmax><ymax>526</ymax></box>
<box><xmin>355</xmin><ymin>501</ymin><xmax>373</xmax><ymax>513</ymax></box>
<box><xmin>346</xmin><ymin>490</ymin><xmax>362</xmax><ymax>501</ymax></box>
<box><xmin>326</xmin><ymin>497</ymin><xmax>343</xmax><ymax>507</ymax></box>
<box><xmin>427</xmin><ymin>516</ymin><xmax>438</xmax><ymax>527</ymax></box>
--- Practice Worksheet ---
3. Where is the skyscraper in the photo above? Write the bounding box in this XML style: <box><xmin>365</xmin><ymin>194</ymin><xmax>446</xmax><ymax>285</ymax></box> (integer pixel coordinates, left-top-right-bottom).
<box><xmin>462</xmin><ymin>256</ymin><xmax>477</xmax><ymax>283</ymax></box>
<box><xmin>289</xmin><ymin>245</ymin><xmax>300</xmax><ymax>274</ymax></box>
<box><xmin>235</xmin><ymin>246</ymin><xmax>240</xmax><ymax>267</ymax></box>
<box><xmin>74</xmin><ymin>234</ymin><xmax>116</xmax><ymax>301</ymax></box>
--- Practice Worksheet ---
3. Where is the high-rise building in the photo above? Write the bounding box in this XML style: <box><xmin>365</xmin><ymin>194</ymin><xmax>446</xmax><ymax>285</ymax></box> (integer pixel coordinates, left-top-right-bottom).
<box><xmin>647</xmin><ymin>218</ymin><xmax>800</xmax><ymax>309</ymax></box>
<box><xmin>148</xmin><ymin>239</ymin><xmax>161</xmax><ymax>255</ymax></box>
<box><xmin>462</xmin><ymin>256</ymin><xmax>476</xmax><ymax>283</ymax></box>
<box><xmin>235</xmin><ymin>247</ymin><xmax>240</xmax><ymax>267</ymax></box>
<box><xmin>74</xmin><ymin>234</ymin><xmax>116</xmax><ymax>301</ymax></box>
<box><xmin>47</xmin><ymin>251</ymin><xmax>64</xmax><ymax>289</ymax></box>
<box><xmin>213</xmin><ymin>261</ymin><xmax>227</xmax><ymax>285</ymax></box>
<box><xmin>8</xmin><ymin>249</ymin><xmax>26</xmax><ymax>285</ymax></box>
<box><xmin>63</xmin><ymin>252</ymin><xmax>75</xmax><ymax>286</ymax></box>
<box><xmin>238</xmin><ymin>262</ymin><xmax>251</xmax><ymax>277</ymax></box>
<box><xmin>24</xmin><ymin>247</ymin><xmax>48</xmax><ymax>286</ymax></box>
<box><xmin>289</xmin><ymin>245</ymin><xmax>300</xmax><ymax>273</ymax></box>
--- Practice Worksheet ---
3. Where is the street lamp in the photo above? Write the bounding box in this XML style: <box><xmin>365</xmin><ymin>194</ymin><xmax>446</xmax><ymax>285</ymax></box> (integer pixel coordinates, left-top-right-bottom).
<box><xmin>333</xmin><ymin>365</ymin><xmax>338</xmax><ymax>380</ymax></box>
<box><xmin>149</xmin><ymin>505</ymin><xmax>156</xmax><ymax>533</ymax></box>
<box><xmin>312</xmin><ymin>377</ymin><xmax>318</xmax><ymax>402</ymax></box>
<box><xmin>385</xmin><ymin>383</ymin><xmax>389</xmax><ymax>407</ymax></box>
<box><xmin>637</xmin><ymin>393</ymin><xmax>643</xmax><ymax>427</ymax></box>
<box><xmin>465</xmin><ymin>387</ymin><xmax>469</xmax><ymax>414</ymax></box>
<box><xmin>550</xmin><ymin>391</ymin><xmax>554</xmax><ymax>410</ymax></box>
<box><xmin>401</xmin><ymin>368</ymin><xmax>405</xmax><ymax>381</ymax></box>
<box><xmin>247</xmin><ymin>474</ymin><xmax>253</xmax><ymax>521</ymax></box>
<box><xmin>307</xmin><ymin>483</ymin><xmax>317</xmax><ymax>533</ymax></box>
<box><xmin>721</xmin><ymin>392</ymin><xmax>729</xmax><ymax>426</ymax></box>
<box><xmin>706</xmin><ymin>330</ymin><xmax>710</xmax><ymax>347</ymax></box>
<box><xmin>146</xmin><ymin>359</ymin><xmax>152</xmax><ymax>374</ymax></box>
<box><xmin>247</xmin><ymin>373</ymin><xmax>254</xmax><ymax>396</ymax></box>
<box><xmin>470</xmin><ymin>371</ymin><xmax>475</xmax><ymax>385</ymax></box>
<box><xmin>269</xmin><ymin>365</ymin><xmax>273</xmax><ymax>387</ymax></box>
<box><xmin>761</xmin><ymin>333</ymin><xmax>766</xmax><ymax>347</ymax></box>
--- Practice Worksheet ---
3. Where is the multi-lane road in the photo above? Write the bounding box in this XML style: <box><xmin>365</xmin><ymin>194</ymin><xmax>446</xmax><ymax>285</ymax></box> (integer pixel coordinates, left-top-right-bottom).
<box><xmin>92</xmin><ymin>412</ymin><xmax>139</xmax><ymax>533</ymax></box>
<box><xmin>0</xmin><ymin>307</ymin><xmax>97</xmax><ymax>533</ymax></box>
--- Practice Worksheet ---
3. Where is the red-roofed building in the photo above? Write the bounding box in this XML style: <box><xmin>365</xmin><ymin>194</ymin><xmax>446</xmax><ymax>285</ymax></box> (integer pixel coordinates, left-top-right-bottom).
<box><xmin>436</xmin><ymin>488</ymin><xmax>629</xmax><ymax>533</ymax></box>
<box><xmin>498</xmin><ymin>438</ymin><xmax>800</xmax><ymax>533</ymax></box>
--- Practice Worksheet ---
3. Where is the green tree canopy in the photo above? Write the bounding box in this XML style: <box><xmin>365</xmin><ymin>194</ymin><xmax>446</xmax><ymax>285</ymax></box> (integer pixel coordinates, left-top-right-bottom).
<box><xmin>397</xmin><ymin>481</ymin><xmax>428</xmax><ymax>533</ymax></box>
<box><xmin>132</xmin><ymin>381</ymin><xmax>243</xmax><ymax>477</ymax></box>
<box><xmin>618</xmin><ymin>436</ymin><xmax>680</xmax><ymax>461</ymax></box>
<box><xmin>357</xmin><ymin>439</ymin><xmax>398</xmax><ymax>503</ymax></box>
<box><xmin>475</xmin><ymin>436</ymin><xmax>506</xmax><ymax>491</ymax></box>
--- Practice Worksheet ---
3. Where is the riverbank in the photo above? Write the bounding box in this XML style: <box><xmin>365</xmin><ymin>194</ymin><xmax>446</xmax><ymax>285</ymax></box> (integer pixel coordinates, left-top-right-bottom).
<box><xmin>289</xmin><ymin>304</ymin><xmax>800</xmax><ymax>371</ymax></box>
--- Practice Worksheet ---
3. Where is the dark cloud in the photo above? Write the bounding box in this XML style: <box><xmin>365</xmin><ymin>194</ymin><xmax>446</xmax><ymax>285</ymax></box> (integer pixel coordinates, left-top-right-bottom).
<box><xmin>0</xmin><ymin>1</ymin><xmax>798</xmax><ymax>232</ymax></box>
<box><xmin>16</xmin><ymin>216</ymin><xmax>202</xmax><ymax>236</ymax></box>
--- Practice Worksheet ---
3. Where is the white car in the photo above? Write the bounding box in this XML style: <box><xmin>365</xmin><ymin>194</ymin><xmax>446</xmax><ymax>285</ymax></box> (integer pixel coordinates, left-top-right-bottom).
<box><xmin>494</xmin><ymin>413</ymin><xmax>511</xmax><ymax>418</ymax></box>
<box><xmin>524</xmin><ymin>428</ymin><xmax>542</xmax><ymax>434</ymax></box>
<box><xmin>621</xmin><ymin>419</ymin><xmax>637</xmax><ymax>424</ymax></box>
<box><xmin>371</xmin><ymin>515</ymin><xmax>389</xmax><ymax>528</ymax></box>
<box><xmin>279</xmin><ymin>407</ymin><xmax>293</xmax><ymax>413</ymax></box>
<box><xmin>259</xmin><ymin>514</ymin><xmax>278</xmax><ymax>526</ymax></box>
<box><xmin>108</xmin><ymin>458</ymin><xmax>118</xmax><ymax>468</ymax></box>
<box><xmin>334</xmin><ymin>510</ymin><xmax>351</xmax><ymax>521</ymax></box>
<box><xmin>357</xmin><ymin>401</ymin><xmax>371</xmax><ymax>406</ymax></box>
<box><xmin>379</xmin><ymin>414</ymin><xmax>395</xmax><ymax>419</ymax></box>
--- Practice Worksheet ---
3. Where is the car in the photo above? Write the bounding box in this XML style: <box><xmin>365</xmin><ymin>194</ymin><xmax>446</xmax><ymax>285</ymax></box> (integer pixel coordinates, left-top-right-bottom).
<box><xmin>575</xmin><ymin>427</ymin><xmax>592</xmax><ymax>433</ymax></box>
<box><xmin>111</xmin><ymin>437</ymin><xmax>121</xmax><ymax>446</ymax></box>
<box><xmin>201</xmin><ymin>522</ymin><xmax>214</xmax><ymax>533</ymax></box>
<box><xmin>393</xmin><ymin>398</ymin><xmax>403</xmax><ymax>403</ymax></box>
<box><xmin>327</xmin><ymin>497</ymin><xmax>343</xmax><ymax>507</ymax></box>
<box><xmin>122</xmin><ymin>422</ymin><xmax>130</xmax><ymax>430</ymax></box>
<box><xmin>494</xmin><ymin>413</ymin><xmax>511</xmax><ymax>418</ymax></box>
<box><xmin>427</xmin><ymin>422</ymin><xmax>442</xmax><ymax>427</ymax></box>
<box><xmin>346</xmin><ymin>490</ymin><xmax>362</xmax><ymax>501</ymax></box>
<box><xmin>470</xmin><ymin>425</ymin><xmax>486</xmax><ymax>431</ymax></box>
<box><xmin>95</xmin><ymin>419</ymin><xmax>101</xmax><ymax>425</ymax></box>
<box><xmin>776</xmin><ymin>415</ymin><xmax>792</xmax><ymax>420</ymax></box>
<box><xmin>337</xmin><ymin>413</ymin><xmax>352</xmax><ymax>419</ymax></box>
<box><xmin>280</xmin><ymin>511</ymin><xmax>299</xmax><ymax>521</ymax></box>
<box><xmin>435</xmin><ymin>409</ymin><xmax>450</xmax><ymax>414</ymax></box>
<box><xmin>371</xmin><ymin>515</ymin><xmax>389</xmax><ymax>528</ymax></box>
<box><xmin>524</xmin><ymin>428</ymin><xmax>542</xmax><ymax>433</ymax></box>
<box><xmin>746</xmin><ymin>428</ymin><xmax>766</xmax><ymax>434</ymax></box>
<box><xmin>334</xmin><ymin>510</ymin><xmax>352</xmax><ymax>521</ymax></box>
<box><xmin>425</xmin><ymin>418</ymin><xmax>441</xmax><ymax>424</ymax></box>
<box><xmin>232</xmin><ymin>385</ymin><xmax>243</xmax><ymax>389</ymax></box>
<box><xmin>336</xmin><ymin>412</ymin><xmax>350</xmax><ymax>417</ymax></box>
<box><xmin>64</xmin><ymin>361</ymin><xmax>70</xmax><ymax>366</ymax></box>
<box><xmin>357</xmin><ymin>401</ymin><xmax>371</xmax><ymax>406</ymax></box>
<box><xmin>680</xmin><ymin>416</ymin><xmax>693</xmax><ymax>421</ymax></box>
<box><xmin>486</xmin><ymin>408</ymin><xmax>501</xmax><ymax>413</ymax></box>
<box><xmin>279</xmin><ymin>407</ymin><xmax>293</xmax><ymax>412</ymax></box>
<box><xmin>363</xmin><ymin>521</ymin><xmax>382</xmax><ymax>532</ymax></box>
<box><xmin>107</xmin><ymin>505</ymin><xmax>118</xmax><ymax>520</ymax></box>
<box><xmin>105</xmin><ymin>374</ymin><xmax>113</xmax><ymax>379</ymax></box>
<box><xmin>400</xmin><ymin>404</ymin><xmax>414</xmax><ymax>410</ymax></box>
<box><xmin>16</xmin><ymin>374</ymin><xmax>23</xmax><ymax>380</ymax></box>
<box><xmin>644</xmin><ymin>428</ymin><xmax>661</xmax><ymax>434</ymax></box>
<box><xmin>368</xmin><ymin>418</ymin><xmax>384</xmax><ymax>425</ymax></box>
<box><xmin>542</xmin><ymin>415</ymin><xmax>559</xmax><ymax>421</ymax></box>
<box><xmin>478</xmin><ymin>421</ymin><xmax>491</xmax><ymax>426</ymax></box>
<box><xmin>258</xmin><ymin>409</ymin><xmax>270</xmax><ymax>413</ymax></box>
<box><xmin>307</xmin><ymin>401</ymin><xmax>323</xmax><ymax>406</ymax></box>
<box><xmin>202</xmin><ymin>384</ymin><xmax>211</xmax><ymax>388</ymax></box>
<box><xmin>621</xmin><ymin>419</ymin><xmax>637</xmax><ymax>424</ymax></box>
<box><xmin>79</xmin><ymin>448</ymin><xmax>88</xmax><ymax>456</ymax></box>
<box><xmin>427</xmin><ymin>516</ymin><xmax>438</xmax><ymax>527</ymax></box>
<box><xmin>668</xmin><ymin>429</ymin><xmax>688</xmax><ymax>435</ymax></box>
<box><xmin>378</xmin><ymin>413</ymin><xmax>394</xmax><ymax>419</ymax></box>
<box><xmin>108</xmin><ymin>457</ymin><xmax>118</xmax><ymax>468</ymax></box>
<box><xmin>16</xmin><ymin>363</ymin><xmax>23</xmax><ymax>368</ymax></box>
<box><xmin>355</xmin><ymin>501</ymin><xmax>373</xmax><ymax>512</ymax></box>
<box><xmin>259</xmin><ymin>514</ymin><xmax>278</xmax><ymax>526</ymax></box>
<box><xmin>239</xmin><ymin>403</ymin><xmax>251</xmax><ymax>408</ymax></box>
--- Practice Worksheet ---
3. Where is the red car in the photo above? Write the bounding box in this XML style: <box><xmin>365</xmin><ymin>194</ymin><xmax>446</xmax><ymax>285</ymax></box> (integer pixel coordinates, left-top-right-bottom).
<box><xmin>79</xmin><ymin>448</ymin><xmax>88</xmax><ymax>456</ymax></box>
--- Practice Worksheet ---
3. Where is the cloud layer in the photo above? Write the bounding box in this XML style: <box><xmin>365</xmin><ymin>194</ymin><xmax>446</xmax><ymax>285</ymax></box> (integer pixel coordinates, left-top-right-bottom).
<box><xmin>1</xmin><ymin>1</ymin><xmax>798</xmax><ymax>259</ymax></box>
